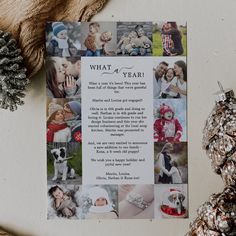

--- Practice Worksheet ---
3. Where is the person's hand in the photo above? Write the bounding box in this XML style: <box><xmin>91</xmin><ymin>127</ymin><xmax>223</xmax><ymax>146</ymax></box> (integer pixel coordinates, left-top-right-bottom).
<box><xmin>169</xmin><ymin>84</ymin><xmax>180</xmax><ymax>93</ymax></box>
<box><xmin>64</xmin><ymin>75</ymin><xmax>77</xmax><ymax>97</ymax></box>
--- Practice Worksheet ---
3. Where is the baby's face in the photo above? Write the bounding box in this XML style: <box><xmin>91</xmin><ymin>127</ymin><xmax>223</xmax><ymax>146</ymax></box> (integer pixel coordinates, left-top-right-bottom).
<box><xmin>166</xmin><ymin>69</ymin><xmax>174</xmax><ymax>81</ymax></box>
<box><xmin>57</xmin><ymin>30</ymin><xmax>67</xmax><ymax>39</ymax></box>
<box><xmin>136</xmin><ymin>27</ymin><xmax>145</xmax><ymax>37</ymax></box>
<box><xmin>101</xmin><ymin>32</ymin><xmax>112</xmax><ymax>42</ymax></box>
<box><xmin>54</xmin><ymin>110</ymin><xmax>64</xmax><ymax>122</ymax></box>
<box><xmin>164</xmin><ymin>111</ymin><xmax>173</xmax><ymax>120</ymax></box>
<box><xmin>95</xmin><ymin>198</ymin><xmax>107</xmax><ymax>206</ymax></box>
<box><xmin>52</xmin><ymin>188</ymin><xmax>64</xmax><ymax>199</ymax></box>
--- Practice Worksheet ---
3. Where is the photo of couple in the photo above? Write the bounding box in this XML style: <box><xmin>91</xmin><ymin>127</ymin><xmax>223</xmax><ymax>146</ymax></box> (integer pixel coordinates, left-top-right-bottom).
<box><xmin>117</xmin><ymin>22</ymin><xmax>153</xmax><ymax>56</ymax></box>
<box><xmin>46</xmin><ymin>57</ymin><xmax>81</xmax><ymax>98</ymax></box>
<box><xmin>80</xmin><ymin>22</ymin><xmax>117</xmax><ymax>56</ymax></box>
<box><xmin>153</xmin><ymin>58</ymin><xmax>187</xmax><ymax>99</ymax></box>
<box><xmin>152</xmin><ymin>21</ymin><xmax>187</xmax><ymax>56</ymax></box>
<box><xmin>154</xmin><ymin>142</ymin><xmax>188</xmax><ymax>184</ymax></box>
<box><xmin>47</xmin><ymin>98</ymin><xmax>82</xmax><ymax>143</ymax></box>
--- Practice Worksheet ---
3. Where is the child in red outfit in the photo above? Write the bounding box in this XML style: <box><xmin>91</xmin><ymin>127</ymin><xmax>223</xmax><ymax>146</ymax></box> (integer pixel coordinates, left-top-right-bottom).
<box><xmin>154</xmin><ymin>104</ymin><xmax>182</xmax><ymax>142</ymax></box>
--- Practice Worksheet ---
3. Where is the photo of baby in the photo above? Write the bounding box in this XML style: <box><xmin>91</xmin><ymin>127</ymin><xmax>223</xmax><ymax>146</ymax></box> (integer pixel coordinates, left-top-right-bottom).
<box><xmin>154</xmin><ymin>142</ymin><xmax>188</xmax><ymax>184</ymax></box>
<box><xmin>117</xmin><ymin>22</ymin><xmax>153</xmax><ymax>56</ymax></box>
<box><xmin>155</xmin><ymin>184</ymin><xmax>188</xmax><ymax>219</ymax></box>
<box><xmin>76</xmin><ymin>185</ymin><xmax>118</xmax><ymax>219</ymax></box>
<box><xmin>153</xmin><ymin>57</ymin><xmax>187</xmax><ymax>99</ymax></box>
<box><xmin>47</xmin><ymin>184</ymin><xmax>80</xmax><ymax>219</ymax></box>
<box><xmin>118</xmin><ymin>185</ymin><xmax>154</xmax><ymax>219</ymax></box>
<box><xmin>80</xmin><ymin>22</ymin><xmax>117</xmax><ymax>56</ymax></box>
<box><xmin>46</xmin><ymin>57</ymin><xmax>81</xmax><ymax>99</ymax></box>
<box><xmin>47</xmin><ymin>98</ymin><xmax>81</xmax><ymax>143</ymax></box>
<box><xmin>153</xmin><ymin>99</ymin><xmax>187</xmax><ymax>142</ymax></box>
<box><xmin>47</xmin><ymin>142</ymin><xmax>82</xmax><ymax>185</ymax></box>
<box><xmin>152</xmin><ymin>21</ymin><xmax>187</xmax><ymax>56</ymax></box>
<box><xmin>46</xmin><ymin>22</ymin><xmax>81</xmax><ymax>57</ymax></box>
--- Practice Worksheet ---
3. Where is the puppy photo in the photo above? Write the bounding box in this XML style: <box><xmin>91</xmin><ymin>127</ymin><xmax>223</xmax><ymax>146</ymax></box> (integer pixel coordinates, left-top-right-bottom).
<box><xmin>51</xmin><ymin>147</ymin><xmax>75</xmax><ymax>181</ymax></box>
<box><xmin>168</xmin><ymin>190</ymin><xmax>185</xmax><ymax>215</ymax></box>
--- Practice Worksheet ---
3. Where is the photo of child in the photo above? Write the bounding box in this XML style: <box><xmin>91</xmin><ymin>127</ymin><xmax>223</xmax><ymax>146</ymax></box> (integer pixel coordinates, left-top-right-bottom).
<box><xmin>153</xmin><ymin>99</ymin><xmax>187</xmax><ymax>142</ymax></box>
<box><xmin>47</xmin><ymin>98</ymin><xmax>82</xmax><ymax>143</ymax></box>
<box><xmin>46</xmin><ymin>22</ymin><xmax>81</xmax><ymax>57</ymax></box>
<box><xmin>118</xmin><ymin>185</ymin><xmax>154</xmax><ymax>219</ymax></box>
<box><xmin>77</xmin><ymin>185</ymin><xmax>118</xmax><ymax>219</ymax></box>
<box><xmin>155</xmin><ymin>184</ymin><xmax>188</xmax><ymax>219</ymax></box>
<box><xmin>152</xmin><ymin>21</ymin><xmax>187</xmax><ymax>56</ymax></box>
<box><xmin>47</xmin><ymin>185</ymin><xmax>80</xmax><ymax>219</ymax></box>
<box><xmin>117</xmin><ymin>22</ymin><xmax>153</xmax><ymax>56</ymax></box>
<box><xmin>154</xmin><ymin>142</ymin><xmax>188</xmax><ymax>184</ymax></box>
<box><xmin>80</xmin><ymin>22</ymin><xmax>117</xmax><ymax>56</ymax></box>
<box><xmin>47</xmin><ymin>142</ymin><xmax>82</xmax><ymax>185</ymax></box>
<box><xmin>153</xmin><ymin>57</ymin><xmax>187</xmax><ymax>99</ymax></box>
<box><xmin>46</xmin><ymin>57</ymin><xmax>81</xmax><ymax>99</ymax></box>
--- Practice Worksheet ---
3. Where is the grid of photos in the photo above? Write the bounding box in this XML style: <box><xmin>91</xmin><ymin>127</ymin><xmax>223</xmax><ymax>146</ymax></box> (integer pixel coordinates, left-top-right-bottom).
<box><xmin>45</xmin><ymin>21</ymin><xmax>187</xmax><ymax>220</ymax></box>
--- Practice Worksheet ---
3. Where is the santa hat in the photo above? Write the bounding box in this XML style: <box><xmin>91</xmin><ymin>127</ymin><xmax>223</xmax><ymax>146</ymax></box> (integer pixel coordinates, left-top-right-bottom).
<box><xmin>88</xmin><ymin>187</ymin><xmax>111</xmax><ymax>206</ymax></box>
<box><xmin>47</xmin><ymin>102</ymin><xmax>63</xmax><ymax>121</ymax></box>
<box><xmin>67</xmin><ymin>101</ymin><xmax>81</xmax><ymax>116</ymax></box>
<box><xmin>52</xmin><ymin>22</ymin><xmax>67</xmax><ymax>36</ymax></box>
<box><xmin>159</xmin><ymin>104</ymin><xmax>174</xmax><ymax>116</ymax></box>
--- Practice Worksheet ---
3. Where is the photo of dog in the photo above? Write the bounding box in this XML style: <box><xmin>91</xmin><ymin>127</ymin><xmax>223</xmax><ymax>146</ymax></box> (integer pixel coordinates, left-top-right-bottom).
<box><xmin>154</xmin><ymin>184</ymin><xmax>188</xmax><ymax>219</ymax></box>
<box><xmin>47</xmin><ymin>142</ymin><xmax>82</xmax><ymax>185</ymax></box>
<box><xmin>51</xmin><ymin>147</ymin><xmax>75</xmax><ymax>181</ymax></box>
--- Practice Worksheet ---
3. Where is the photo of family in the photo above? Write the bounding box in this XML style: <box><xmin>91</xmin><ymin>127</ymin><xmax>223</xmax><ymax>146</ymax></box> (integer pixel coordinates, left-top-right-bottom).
<box><xmin>76</xmin><ymin>185</ymin><xmax>118</xmax><ymax>219</ymax></box>
<box><xmin>47</xmin><ymin>184</ymin><xmax>80</xmax><ymax>219</ymax></box>
<box><xmin>153</xmin><ymin>57</ymin><xmax>187</xmax><ymax>99</ymax></box>
<box><xmin>46</xmin><ymin>22</ymin><xmax>81</xmax><ymax>57</ymax></box>
<box><xmin>154</xmin><ymin>142</ymin><xmax>188</xmax><ymax>184</ymax></box>
<box><xmin>47</xmin><ymin>142</ymin><xmax>82</xmax><ymax>185</ymax></box>
<box><xmin>46</xmin><ymin>57</ymin><xmax>81</xmax><ymax>98</ymax></box>
<box><xmin>79</xmin><ymin>22</ymin><xmax>117</xmax><ymax>56</ymax></box>
<box><xmin>153</xmin><ymin>99</ymin><xmax>187</xmax><ymax>142</ymax></box>
<box><xmin>47</xmin><ymin>98</ymin><xmax>81</xmax><ymax>143</ymax></box>
<box><xmin>117</xmin><ymin>22</ymin><xmax>153</xmax><ymax>56</ymax></box>
<box><xmin>152</xmin><ymin>21</ymin><xmax>187</xmax><ymax>56</ymax></box>
<box><xmin>118</xmin><ymin>185</ymin><xmax>154</xmax><ymax>219</ymax></box>
<box><xmin>155</xmin><ymin>184</ymin><xmax>188</xmax><ymax>219</ymax></box>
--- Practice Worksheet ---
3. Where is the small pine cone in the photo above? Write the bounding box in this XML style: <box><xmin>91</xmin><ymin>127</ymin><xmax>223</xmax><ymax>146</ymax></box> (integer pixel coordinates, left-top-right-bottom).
<box><xmin>186</xmin><ymin>185</ymin><xmax>236</xmax><ymax>236</ymax></box>
<box><xmin>0</xmin><ymin>30</ymin><xmax>29</xmax><ymax>111</ymax></box>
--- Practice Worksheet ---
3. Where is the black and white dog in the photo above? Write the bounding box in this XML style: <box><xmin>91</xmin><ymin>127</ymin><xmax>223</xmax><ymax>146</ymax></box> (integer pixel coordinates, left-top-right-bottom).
<box><xmin>51</xmin><ymin>147</ymin><xmax>75</xmax><ymax>181</ymax></box>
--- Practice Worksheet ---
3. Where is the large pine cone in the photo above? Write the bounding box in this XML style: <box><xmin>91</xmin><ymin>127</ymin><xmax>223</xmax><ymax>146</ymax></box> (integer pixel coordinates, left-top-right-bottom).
<box><xmin>202</xmin><ymin>98</ymin><xmax>236</xmax><ymax>186</ymax></box>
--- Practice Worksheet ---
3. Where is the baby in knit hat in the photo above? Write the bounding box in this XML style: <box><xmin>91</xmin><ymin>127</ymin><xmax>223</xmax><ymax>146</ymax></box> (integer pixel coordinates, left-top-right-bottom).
<box><xmin>47</xmin><ymin>22</ymin><xmax>77</xmax><ymax>57</ymax></box>
<box><xmin>47</xmin><ymin>102</ymin><xmax>71</xmax><ymax>142</ymax></box>
<box><xmin>86</xmin><ymin>186</ymin><xmax>118</xmax><ymax>219</ymax></box>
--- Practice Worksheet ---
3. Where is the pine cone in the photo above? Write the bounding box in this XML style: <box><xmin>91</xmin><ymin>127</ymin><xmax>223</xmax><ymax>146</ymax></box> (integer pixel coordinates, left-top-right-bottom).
<box><xmin>186</xmin><ymin>185</ymin><xmax>236</xmax><ymax>236</ymax></box>
<box><xmin>0</xmin><ymin>30</ymin><xmax>29</xmax><ymax>111</ymax></box>
<box><xmin>202</xmin><ymin>97</ymin><xmax>236</xmax><ymax>186</ymax></box>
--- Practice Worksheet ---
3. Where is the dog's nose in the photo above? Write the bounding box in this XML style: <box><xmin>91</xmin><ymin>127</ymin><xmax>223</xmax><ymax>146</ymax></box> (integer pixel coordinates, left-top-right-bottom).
<box><xmin>176</xmin><ymin>202</ymin><xmax>179</xmax><ymax>205</ymax></box>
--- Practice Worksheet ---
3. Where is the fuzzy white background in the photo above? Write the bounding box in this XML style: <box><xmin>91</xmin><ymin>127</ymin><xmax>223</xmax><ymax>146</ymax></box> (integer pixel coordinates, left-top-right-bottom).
<box><xmin>0</xmin><ymin>0</ymin><xmax>235</xmax><ymax>235</ymax></box>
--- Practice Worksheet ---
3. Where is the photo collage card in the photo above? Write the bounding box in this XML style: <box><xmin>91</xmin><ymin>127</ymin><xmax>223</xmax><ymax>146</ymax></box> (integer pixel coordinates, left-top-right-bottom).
<box><xmin>45</xmin><ymin>21</ymin><xmax>187</xmax><ymax>220</ymax></box>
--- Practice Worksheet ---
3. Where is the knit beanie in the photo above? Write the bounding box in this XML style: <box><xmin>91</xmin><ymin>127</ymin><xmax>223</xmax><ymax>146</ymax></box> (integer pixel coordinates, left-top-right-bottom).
<box><xmin>67</xmin><ymin>101</ymin><xmax>81</xmax><ymax>116</ymax></box>
<box><xmin>47</xmin><ymin>102</ymin><xmax>63</xmax><ymax>121</ymax></box>
<box><xmin>88</xmin><ymin>187</ymin><xmax>111</xmax><ymax>206</ymax></box>
<box><xmin>52</xmin><ymin>22</ymin><xmax>67</xmax><ymax>37</ymax></box>
<box><xmin>159</xmin><ymin>104</ymin><xmax>174</xmax><ymax>116</ymax></box>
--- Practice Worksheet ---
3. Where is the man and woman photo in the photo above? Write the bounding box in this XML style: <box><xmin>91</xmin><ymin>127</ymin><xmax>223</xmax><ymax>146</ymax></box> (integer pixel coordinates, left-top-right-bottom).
<box><xmin>153</xmin><ymin>59</ymin><xmax>187</xmax><ymax>99</ymax></box>
<box><xmin>47</xmin><ymin>99</ymin><xmax>82</xmax><ymax>143</ymax></box>
<box><xmin>46</xmin><ymin>57</ymin><xmax>81</xmax><ymax>98</ymax></box>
